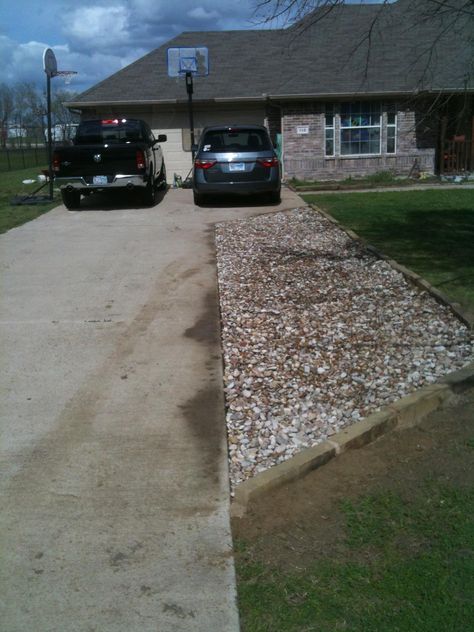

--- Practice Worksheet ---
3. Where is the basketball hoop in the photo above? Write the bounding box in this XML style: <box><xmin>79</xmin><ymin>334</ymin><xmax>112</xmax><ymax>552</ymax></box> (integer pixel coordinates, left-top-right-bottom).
<box><xmin>167</xmin><ymin>47</ymin><xmax>209</xmax><ymax>161</ymax></box>
<box><xmin>42</xmin><ymin>48</ymin><xmax>79</xmax><ymax>200</ymax></box>
<box><xmin>54</xmin><ymin>70</ymin><xmax>78</xmax><ymax>86</ymax></box>
<box><xmin>167</xmin><ymin>47</ymin><xmax>209</xmax><ymax>78</ymax></box>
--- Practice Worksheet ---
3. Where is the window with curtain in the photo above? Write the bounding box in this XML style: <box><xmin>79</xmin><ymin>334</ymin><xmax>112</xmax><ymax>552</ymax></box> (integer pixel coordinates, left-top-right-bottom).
<box><xmin>340</xmin><ymin>102</ymin><xmax>381</xmax><ymax>155</ymax></box>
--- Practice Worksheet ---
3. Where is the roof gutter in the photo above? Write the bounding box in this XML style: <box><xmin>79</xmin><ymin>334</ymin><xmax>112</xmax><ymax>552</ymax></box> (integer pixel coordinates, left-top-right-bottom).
<box><xmin>66</xmin><ymin>86</ymin><xmax>473</xmax><ymax>109</ymax></box>
<box><xmin>266</xmin><ymin>88</ymin><xmax>474</xmax><ymax>100</ymax></box>
<box><xmin>65</xmin><ymin>99</ymin><xmax>179</xmax><ymax>108</ymax></box>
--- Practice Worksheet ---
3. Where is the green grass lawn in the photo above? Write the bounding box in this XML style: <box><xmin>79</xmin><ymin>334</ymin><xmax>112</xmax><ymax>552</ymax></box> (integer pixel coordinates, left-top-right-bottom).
<box><xmin>236</xmin><ymin>188</ymin><xmax>474</xmax><ymax>631</ymax></box>
<box><xmin>237</xmin><ymin>482</ymin><xmax>474</xmax><ymax>632</ymax></box>
<box><xmin>0</xmin><ymin>167</ymin><xmax>59</xmax><ymax>234</ymax></box>
<box><xmin>302</xmin><ymin>189</ymin><xmax>474</xmax><ymax>313</ymax></box>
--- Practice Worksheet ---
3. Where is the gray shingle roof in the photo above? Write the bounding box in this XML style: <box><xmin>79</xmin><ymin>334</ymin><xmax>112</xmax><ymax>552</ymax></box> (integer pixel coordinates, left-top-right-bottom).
<box><xmin>70</xmin><ymin>0</ymin><xmax>473</xmax><ymax>106</ymax></box>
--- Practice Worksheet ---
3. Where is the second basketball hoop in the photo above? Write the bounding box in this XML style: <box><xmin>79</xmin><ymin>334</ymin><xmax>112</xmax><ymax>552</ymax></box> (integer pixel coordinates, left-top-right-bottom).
<box><xmin>167</xmin><ymin>47</ymin><xmax>209</xmax><ymax>161</ymax></box>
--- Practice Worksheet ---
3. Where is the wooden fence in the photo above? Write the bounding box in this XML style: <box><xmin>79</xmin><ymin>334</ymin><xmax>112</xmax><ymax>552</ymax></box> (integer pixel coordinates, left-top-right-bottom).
<box><xmin>441</xmin><ymin>137</ymin><xmax>472</xmax><ymax>174</ymax></box>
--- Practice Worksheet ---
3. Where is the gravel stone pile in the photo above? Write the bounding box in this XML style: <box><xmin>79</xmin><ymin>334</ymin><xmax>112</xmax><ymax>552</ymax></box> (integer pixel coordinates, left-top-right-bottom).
<box><xmin>215</xmin><ymin>207</ymin><xmax>473</xmax><ymax>492</ymax></box>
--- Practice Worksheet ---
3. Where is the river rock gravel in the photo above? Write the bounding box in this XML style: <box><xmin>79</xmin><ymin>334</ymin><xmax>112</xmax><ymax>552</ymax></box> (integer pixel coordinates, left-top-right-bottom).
<box><xmin>215</xmin><ymin>207</ymin><xmax>473</xmax><ymax>492</ymax></box>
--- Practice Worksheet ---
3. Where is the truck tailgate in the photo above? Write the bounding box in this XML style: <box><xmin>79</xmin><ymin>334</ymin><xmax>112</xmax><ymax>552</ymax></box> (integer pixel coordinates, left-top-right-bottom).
<box><xmin>55</xmin><ymin>144</ymin><xmax>143</xmax><ymax>178</ymax></box>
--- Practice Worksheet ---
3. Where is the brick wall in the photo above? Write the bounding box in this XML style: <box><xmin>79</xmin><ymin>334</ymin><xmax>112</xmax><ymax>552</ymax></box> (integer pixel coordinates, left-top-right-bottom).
<box><xmin>282</xmin><ymin>100</ymin><xmax>437</xmax><ymax>181</ymax></box>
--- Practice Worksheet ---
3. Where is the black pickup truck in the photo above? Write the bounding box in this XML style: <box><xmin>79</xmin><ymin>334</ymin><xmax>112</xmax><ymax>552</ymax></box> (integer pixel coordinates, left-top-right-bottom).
<box><xmin>53</xmin><ymin>118</ymin><xmax>167</xmax><ymax>209</ymax></box>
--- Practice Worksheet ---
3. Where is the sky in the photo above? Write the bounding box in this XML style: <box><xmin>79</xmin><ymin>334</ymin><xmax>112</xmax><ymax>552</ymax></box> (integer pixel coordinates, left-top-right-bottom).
<box><xmin>0</xmin><ymin>0</ymin><xmax>265</xmax><ymax>93</ymax></box>
<box><xmin>0</xmin><ymin>0</ymin><xmax>385</xmax><ymax>94</ymax></box>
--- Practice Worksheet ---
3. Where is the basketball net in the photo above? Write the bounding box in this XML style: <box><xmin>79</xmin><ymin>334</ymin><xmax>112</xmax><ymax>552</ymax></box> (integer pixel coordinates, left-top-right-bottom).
<box><xmin>55</xmin><ymin>70</ymin><xmax>78</xmax><ymax>86</ymax></box>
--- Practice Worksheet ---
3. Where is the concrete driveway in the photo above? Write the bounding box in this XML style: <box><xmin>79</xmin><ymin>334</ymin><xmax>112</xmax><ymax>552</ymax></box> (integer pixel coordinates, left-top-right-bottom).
<box><xmin>0</xmin><ymin>187</ymin><xmax>301</xmax><ymax>631</ymax></box>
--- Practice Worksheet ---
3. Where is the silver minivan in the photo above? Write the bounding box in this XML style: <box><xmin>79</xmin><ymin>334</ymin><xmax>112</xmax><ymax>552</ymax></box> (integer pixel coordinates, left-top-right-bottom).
<box><xmin>192</xmin><ymin>125</ymin><xmax>281</xmax><ymax>205</ymax></box>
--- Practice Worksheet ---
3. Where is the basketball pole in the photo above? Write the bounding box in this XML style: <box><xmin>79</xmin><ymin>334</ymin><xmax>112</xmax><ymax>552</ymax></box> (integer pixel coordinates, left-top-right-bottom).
<box><xmin>46</xmin><ymin>72</ymin><xmax>54</xmax><ymax>200</ymax></box>
<box><xmin>185</xmin><ymin>72</ymin><xmax>196</xmax><ymax>159</ymax></box>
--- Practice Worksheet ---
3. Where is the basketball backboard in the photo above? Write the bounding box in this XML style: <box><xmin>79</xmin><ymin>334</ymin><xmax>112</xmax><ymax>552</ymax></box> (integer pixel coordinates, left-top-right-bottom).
<box><xmin>167</xmin><ymin>47</ymin><xmax>209</xmax><ymax>77</ymax></box>
<box><xmin>43</xmin><ymin>48</ymin><xmax>57</xmax><ymax>78</ymax></box>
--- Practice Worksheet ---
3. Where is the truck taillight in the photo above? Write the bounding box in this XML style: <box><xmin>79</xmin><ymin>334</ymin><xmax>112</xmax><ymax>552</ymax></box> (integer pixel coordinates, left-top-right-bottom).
<box><xmin>52</xmin><ymin>152</ymin><xmax>61</xmax><ymax>172</ymax></box>
<box><xmin>194</xmin><ymin>159</ymin><xmax>217</xmax><ymax>170</ymax></box>
<box><xmin>136</xmin><ymin>150</ymin><xmax>146</xmax><ymax>170</ymax></box>
<box><xmin>257</xmin><ymin>157</ymin><xmax>279</xmax><ymax>168</ymax></box>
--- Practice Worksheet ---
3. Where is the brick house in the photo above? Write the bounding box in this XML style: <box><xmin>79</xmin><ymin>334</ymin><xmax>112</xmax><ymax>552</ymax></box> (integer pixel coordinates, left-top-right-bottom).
<box><xmin>68</xmin><ymin>0</ymin><xmax>473</xmax><ymax>180</ymax></box>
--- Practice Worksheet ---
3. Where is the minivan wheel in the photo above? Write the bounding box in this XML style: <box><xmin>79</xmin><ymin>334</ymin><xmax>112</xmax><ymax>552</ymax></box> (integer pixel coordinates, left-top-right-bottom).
<box><xmin>61</xmin><ymin>189</ymin><xmax>81</xmax><ymax>210</ymax></box>
<box><xmin>268</xmin><ymin>190</ymin><xmax>281</xmax><ymax>204</ymax></box>
<box><xmin>193</xmin><ymin>191</ymin><xmax>205</xmax><ymax>206</ymax></box>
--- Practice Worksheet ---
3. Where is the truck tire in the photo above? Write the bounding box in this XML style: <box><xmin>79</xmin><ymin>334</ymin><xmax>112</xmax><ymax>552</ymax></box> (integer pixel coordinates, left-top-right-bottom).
<box><xmin>157</xmin><ymin>163</ymin><xmax>167</xmax><ymax>190</ymax></box>
<box><xmin>142</xmin><ymin>172</ymin><xmax>157</xmax><ymax>207</ymax></box>
<box><xmin>61</xmin><ymin>189</ymin><xmax>81</xmax><ymax>210</ymax></box>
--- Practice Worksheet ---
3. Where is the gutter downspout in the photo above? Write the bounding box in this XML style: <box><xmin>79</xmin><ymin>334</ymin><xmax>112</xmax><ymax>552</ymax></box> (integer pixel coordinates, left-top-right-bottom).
<box><xmin>263</xmin><ymin>95</ymin><xmax>284</xmax><ymax>180</ymax></box>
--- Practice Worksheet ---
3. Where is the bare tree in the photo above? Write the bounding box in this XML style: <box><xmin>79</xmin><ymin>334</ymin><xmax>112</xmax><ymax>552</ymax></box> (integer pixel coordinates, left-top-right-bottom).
<box><xmin>51</xmin><ymin>89</ymin><xmax>80</xmax><ymax>140</ymax></box>
<box><xmin>14</xmin><ymin>82</ymin><xmax>47</xmax><ymax>134</ymax></box>
<box><xmin>0</xmin><ymin>84</ymin><xmax>14</xmax><ymax>147</ymax></box>
<box><xmin>255</xmin><ymin>0</ymin><xmax>474</xmax><ymax>28</ymax></box>
<box><xmin>254</xmin><ymin>0</ymin><xmax>473</xmax><ymax>83</ymax></box>
<box><xmin>9</xmin><ymin>82</ymin><xmax>79</xmax><ymax>142</ymax></box>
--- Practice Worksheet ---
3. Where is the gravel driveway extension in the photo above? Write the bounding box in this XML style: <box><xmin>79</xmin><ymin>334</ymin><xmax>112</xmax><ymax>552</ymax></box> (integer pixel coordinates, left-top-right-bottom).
<box><xmin>215</xmin><ymin>207</ymin><xmax>473</xmax><ymax>492</ymax></box>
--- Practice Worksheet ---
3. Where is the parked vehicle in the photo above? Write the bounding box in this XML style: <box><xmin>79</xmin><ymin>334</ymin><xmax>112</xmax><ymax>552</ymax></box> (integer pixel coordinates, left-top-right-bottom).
<box><xmin>53</xmin><ymin>118</ymin><xmax>167</xmax><ymax>209</ymax></box>
<box><xmin>192</xmin><ymin>125</ymin><xmax>281</xmax><ymax>206</ymax></box>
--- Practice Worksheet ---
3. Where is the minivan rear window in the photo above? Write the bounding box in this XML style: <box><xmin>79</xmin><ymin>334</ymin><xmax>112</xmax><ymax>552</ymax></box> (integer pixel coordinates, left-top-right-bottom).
<box><xmin>201</xmin><ymin>128</ymin><xmax>272</xmax><ymax>152</ymax></box>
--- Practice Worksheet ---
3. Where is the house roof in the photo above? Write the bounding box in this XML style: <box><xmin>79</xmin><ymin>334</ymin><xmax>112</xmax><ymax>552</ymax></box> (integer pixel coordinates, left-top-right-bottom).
<box><xmin>69</xmin><ymin>0</ymin><xmax>473</xmax><ymax>108</ymax></box>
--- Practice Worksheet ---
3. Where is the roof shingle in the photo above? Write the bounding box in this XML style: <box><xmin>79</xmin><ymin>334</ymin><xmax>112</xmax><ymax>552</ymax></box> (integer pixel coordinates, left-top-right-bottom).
<box><xmin>71</xmin><ymin>0</ymin><xmax>473</xmax><ymax>106</ymax></box>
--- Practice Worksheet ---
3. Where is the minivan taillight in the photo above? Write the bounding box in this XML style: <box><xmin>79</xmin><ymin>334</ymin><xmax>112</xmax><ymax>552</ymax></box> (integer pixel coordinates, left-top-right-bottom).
<box><xmin>52</xmin><ymin>152</ymin><xmax>61</xmax><ymax>172</ymax></box>
<box><xmin>136</xmin><ymin>150</ymin><xmax>146</xmax><ymax>170</ymax></box>
<box><xmin>257</xmin><ymin>157</ymin><xmax>279</xmax><ymax>168</ymax></box>
<box><xmin>194</xmin><ymin>159</ymin><xmax>217</xmax><ymax>170</ymax></box>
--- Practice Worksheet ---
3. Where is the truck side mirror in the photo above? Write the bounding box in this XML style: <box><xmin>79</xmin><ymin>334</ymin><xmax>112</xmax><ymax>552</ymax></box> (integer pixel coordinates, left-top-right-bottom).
<box><xmin>191</xmin><ymin>144</ymin><xmax>198</xmax><ymax>153</ymax></box>
<box><xmin>156</xmin><ymin>134</ymin><xmax>167</xmax><ymax>143</ymax></box>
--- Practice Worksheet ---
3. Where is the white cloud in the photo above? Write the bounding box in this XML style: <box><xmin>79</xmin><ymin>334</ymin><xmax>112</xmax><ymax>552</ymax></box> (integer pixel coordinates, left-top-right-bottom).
<box><xmin>63</xmin><ymin>5</ymin><xmax>131</xmax><ymax>53</ymax></box>
<box><xmin>0</xmin><ymin>35</ymin><xmax>144</xmax><ymax>93</ymax></box>
<box><xmin>188</xmin><ymin>7</ymin><xmax>221</xmax><ymax>21</ymax></box>
<box><xmin>0</xmin><ymin>0</ymin><xmax>257</xmax><ymax>92</ymax></box>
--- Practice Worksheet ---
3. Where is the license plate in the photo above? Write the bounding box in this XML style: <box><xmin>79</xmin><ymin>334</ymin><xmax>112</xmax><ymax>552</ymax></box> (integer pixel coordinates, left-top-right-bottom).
<box><xmin>93</xmin><ymin>175</ymin><xmax>108</xmax><ymax>185</ymax></box>
<box><xmin>229</xmin><ymin>162</ymin><xmax>245</xmax><ymax>172</ymax></box>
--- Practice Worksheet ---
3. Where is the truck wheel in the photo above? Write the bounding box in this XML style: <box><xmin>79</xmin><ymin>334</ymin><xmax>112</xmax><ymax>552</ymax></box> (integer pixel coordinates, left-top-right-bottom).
<box><xmin>61</xmin><ymin>189</ymin><xmax>81</xmax><ymax>210</ymax></box>
<box><xmin>157</xmin><ymin>163</ymin><xmax>167</xmax><ymax>190</ymax></box>
<box><xmin>142</xmin><ymin>173</ymin><xmax>157</xmax><ymax>206</ymax></box>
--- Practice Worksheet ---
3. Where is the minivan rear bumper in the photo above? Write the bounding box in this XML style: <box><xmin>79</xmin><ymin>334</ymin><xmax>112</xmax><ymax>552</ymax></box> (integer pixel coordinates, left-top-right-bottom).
<box><xmin>193</xmin><ymin>172</ymin><xmax>280</xmax><ymax>196</ymax></box>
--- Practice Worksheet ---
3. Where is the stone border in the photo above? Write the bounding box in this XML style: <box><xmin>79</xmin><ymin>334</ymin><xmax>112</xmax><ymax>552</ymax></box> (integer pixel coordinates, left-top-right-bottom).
<box><xmin>231</xmin><ymin>362</ymin><xmax>474</xmax><ymax>518</ymax></box>
<box><xmin>230</xmin><ymin>205</ymin><xmax>474</xmax><ymax>518</ymax></box>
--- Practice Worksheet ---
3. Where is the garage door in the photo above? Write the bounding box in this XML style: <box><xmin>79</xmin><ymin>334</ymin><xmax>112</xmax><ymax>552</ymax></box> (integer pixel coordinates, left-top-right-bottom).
<box><xmin>152</xmin><ymin>105</ymin><xmax>266</xmax><ymax>179</ymax></box>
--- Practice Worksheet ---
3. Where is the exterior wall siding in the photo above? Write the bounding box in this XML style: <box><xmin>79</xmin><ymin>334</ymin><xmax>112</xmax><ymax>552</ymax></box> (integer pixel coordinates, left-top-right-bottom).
<box><xmin>76</xmin><ymin>99</ymin><xmax>439</xmax><ymax>181</ymax></box>
<box><xmin>282</xmin><ymin>101</ymin><xmax>436</xmax><ymax>180</ymax></box>
<box><xmin>79</xmin><ymin>104</ymin><xmax>266</xmax><ymax>178</ymax></box>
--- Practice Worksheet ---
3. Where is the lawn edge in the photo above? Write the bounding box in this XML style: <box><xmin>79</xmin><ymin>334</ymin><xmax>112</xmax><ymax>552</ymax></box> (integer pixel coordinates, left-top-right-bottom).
<box><xmin>231</xmin><ymin>363</ymin><xmax>474</xmax><ymax>518</ymax></box>
<box><xmin>231</xmin><ymin>203</ymin><xmax>474</xmax><ymax>518</ymax></box>
<box><xmin>312</xmin><ymin>203</ymin><xmax>474</xmax><ymax>329</ymax></box>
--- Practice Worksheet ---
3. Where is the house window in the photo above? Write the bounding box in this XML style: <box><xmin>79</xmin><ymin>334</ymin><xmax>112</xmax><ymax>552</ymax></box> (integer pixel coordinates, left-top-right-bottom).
<box><xmin>325</xmin><ymin>106</ymin><xmax>335</xmax><ymax>157</ymax></box>
<box><xmin>340</xmin><ymin>102</ymin><xmax>381</xmax><ymax>155</ymax></box>
<box><xmin>387</xmin><ymin>112</ymin><xmax>397</xmax><ymax>154</ymax></box>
